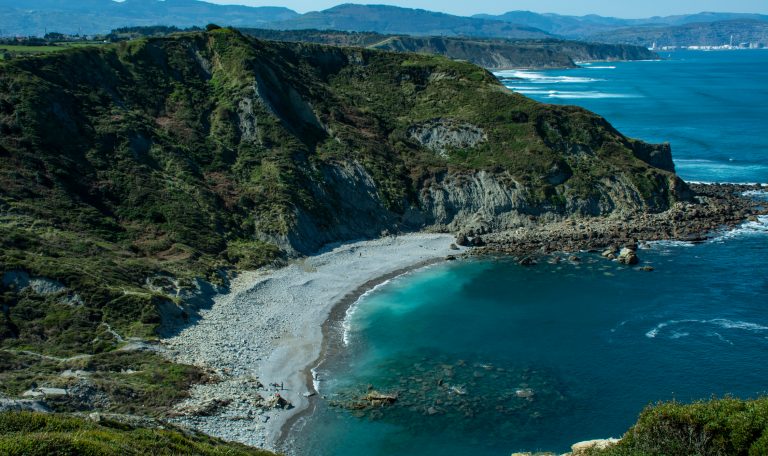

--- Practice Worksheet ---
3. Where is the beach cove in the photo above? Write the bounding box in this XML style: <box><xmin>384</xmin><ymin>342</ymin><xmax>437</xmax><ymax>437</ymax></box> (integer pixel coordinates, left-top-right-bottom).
<box><xmin>162</xmin><ymin>233</ymin><xmax>461</xmax><ymax>450</ymax></box>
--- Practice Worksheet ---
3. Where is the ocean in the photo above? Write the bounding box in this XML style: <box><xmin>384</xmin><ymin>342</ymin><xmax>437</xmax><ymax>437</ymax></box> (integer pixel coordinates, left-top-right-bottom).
<box><xmin>290</xmin><ymin>51</ymin><xmax>768</xmax><ymax>455</ymax></box>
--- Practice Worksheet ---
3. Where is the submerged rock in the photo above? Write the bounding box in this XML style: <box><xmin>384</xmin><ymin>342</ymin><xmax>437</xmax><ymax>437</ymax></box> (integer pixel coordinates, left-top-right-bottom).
<box><xmin>328</xmin><ymin>354</ymin><xmax>568</xmax><ymax>436</ymax></box>
<box><xmin>519</xmin><ymin>257</ymin><xmax>537</xmax><ymax>266</ymax></box>
<box><xmin>515</xmin><ymin>388</ymin><xmax>535</xmax><ymax>399</ymax></box>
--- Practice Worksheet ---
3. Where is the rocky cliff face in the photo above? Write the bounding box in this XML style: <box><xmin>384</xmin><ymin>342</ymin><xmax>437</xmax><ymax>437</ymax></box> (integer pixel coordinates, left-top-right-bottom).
<box><xmin>242</xmin><ymin>29</ymin><xmax>659</xmax><ymax>70</ymax></box>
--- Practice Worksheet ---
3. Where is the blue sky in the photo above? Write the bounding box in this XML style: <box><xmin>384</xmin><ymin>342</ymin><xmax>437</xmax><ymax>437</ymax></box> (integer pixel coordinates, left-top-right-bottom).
<box><xmin>205</xmin><ymin>0</ymin><xmax>768</xmax><ymax>17</ymax></box>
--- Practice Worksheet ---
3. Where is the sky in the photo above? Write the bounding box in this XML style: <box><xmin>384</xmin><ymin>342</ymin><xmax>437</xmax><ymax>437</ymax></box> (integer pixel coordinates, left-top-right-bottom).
<box><xmin>204</xmin><ymin>0</ymin><xmax>768</xmax><ymax>17</ymax></box>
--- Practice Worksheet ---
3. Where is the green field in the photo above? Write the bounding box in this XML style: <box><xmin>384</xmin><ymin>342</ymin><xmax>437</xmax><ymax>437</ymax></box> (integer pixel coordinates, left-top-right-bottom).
<box><xmin>0</xmin><ymin>42</ymin><xmax>104</xmax><ymax>59</ymax></box>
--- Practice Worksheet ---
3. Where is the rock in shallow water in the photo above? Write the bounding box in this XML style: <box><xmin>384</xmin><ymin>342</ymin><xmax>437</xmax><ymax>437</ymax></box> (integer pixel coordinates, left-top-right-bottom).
<box><xmin>617</xmin><ymin>248</ymin><xmax>639</xmax><ymax>265</ymax></box>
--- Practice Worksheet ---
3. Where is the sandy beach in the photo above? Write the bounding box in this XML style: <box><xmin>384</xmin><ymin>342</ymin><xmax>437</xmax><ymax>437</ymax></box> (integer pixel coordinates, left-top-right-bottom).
<box><xmin>162</xmin><ymin>233</ymin><xmax>460</xmax><ymax>450</ymax></box>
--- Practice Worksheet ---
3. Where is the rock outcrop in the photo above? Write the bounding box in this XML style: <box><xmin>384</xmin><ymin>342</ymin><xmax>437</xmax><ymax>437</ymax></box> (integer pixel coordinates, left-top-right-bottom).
<box><xmin>407</xmin><ymin>120</ymin><xmax>487</xmax><ymax>158</ymax></box>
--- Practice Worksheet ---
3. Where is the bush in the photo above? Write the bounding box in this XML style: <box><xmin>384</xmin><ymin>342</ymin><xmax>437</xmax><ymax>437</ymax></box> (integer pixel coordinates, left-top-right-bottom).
<box><xmin>592</xmin><ymin>397</ymin><xmax>768</xmax><ymax>456</ymax></box>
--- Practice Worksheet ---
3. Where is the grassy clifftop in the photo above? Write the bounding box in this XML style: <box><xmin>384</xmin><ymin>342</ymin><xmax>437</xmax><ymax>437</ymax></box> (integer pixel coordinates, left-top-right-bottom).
<box><xmin>0</xmin><ymin>28</ymin><xmax>687</xmax><ymax>423</ymax></box>
<box><xmin>0</xmin><ymin>411</ymin><xmax>275</xmax><ymax>455</ymax></box>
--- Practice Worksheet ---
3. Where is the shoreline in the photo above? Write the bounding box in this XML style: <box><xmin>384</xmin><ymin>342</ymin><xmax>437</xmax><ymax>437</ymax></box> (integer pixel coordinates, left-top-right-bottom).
<box><xmin>161</xmin><ymin>233</ymin><xmax>462</xmax><ymax>451</ymax></box>
<box><xmin>278</xmin><ymin>256</ymin><xmax>451</xmax><ymax>451</ymax></box>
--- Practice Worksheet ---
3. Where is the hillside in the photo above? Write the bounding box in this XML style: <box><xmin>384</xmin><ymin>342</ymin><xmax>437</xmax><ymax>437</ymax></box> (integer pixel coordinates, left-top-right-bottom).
<box><xmin>0</xmin><ymin>0</ymin><xmax>298</xmax><ymax>36</ymax></box>
<box><xmin>0</xmin><ymin>411</ymin><xmax>276</xmax><ymax>455</ymax></box>
<box><xmin>474</xmin><ymin>10</ymin><xmax>768</xmax><ymax>39</ymax></box>
<box><xmin>240</xmin><ymin>29</ymin><xmax>657</xmax><ymax>69</ymax></box>
<box><xmin>262</xmin><ymin>4</ymin><xmax>553</xmax><ymax>39</ymax></box>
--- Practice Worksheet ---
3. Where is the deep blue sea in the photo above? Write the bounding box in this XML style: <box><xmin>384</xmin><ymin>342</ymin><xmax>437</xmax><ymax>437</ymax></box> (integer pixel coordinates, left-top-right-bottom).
<box><xmin>292</xmin><ymin>51</ymin><xmax>768</xmax><ymax>455</ymax></box>
<box><xmin>496</xmin><ymin>50</ymin><xmax>768</xmax><ymax>183</ymax></box>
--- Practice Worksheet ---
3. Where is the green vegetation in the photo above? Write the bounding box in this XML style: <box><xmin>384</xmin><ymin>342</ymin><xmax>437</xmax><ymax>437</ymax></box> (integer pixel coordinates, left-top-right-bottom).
<box><xmin>0</xmin><ymin>350</ymin><xmax>209</xmax><ymax>416</ymax></box>
<box><xmin>0</xmin><ymin>29</ymin><xmax>685</xmax><ymax>445</ymax></box>
<box><xmin>0</xmin><ymin>43</ymin><xmax>105</xmax><ymax>60</ymax></box>
<box><xmin>0</xmin><ymin>412</ymin><xmax>275</xmax><ymax>455</ymax></box>
<box><xmin>587</xmin><ymin>397</ymin><xmax>768</xmax><ymax>456</ymax></box>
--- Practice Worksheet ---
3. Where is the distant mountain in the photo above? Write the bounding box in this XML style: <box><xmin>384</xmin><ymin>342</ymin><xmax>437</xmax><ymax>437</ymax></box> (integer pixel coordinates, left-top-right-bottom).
<box><xmin>1</xmin><ymin>1</ymin><xmax>766</xmax><ymax>48</ymax></box>
<box><xmin>0</xmin><ymin>0</ymin><xmax>299</xmax><ymax>36</ymax></box>
<box><xmin>587</xmin><ymin>19</ymin><xmax>768</xmax><ymax>47</ymax></box>
<box><xmin>263</xmin><ymin>4</ymin><xmax>553</xmax><ymax>40</ymax></box>
<box><xmin>474</xmin><ymin>11</ymin><xmax>768</xmax><ymax>39</ymax></box>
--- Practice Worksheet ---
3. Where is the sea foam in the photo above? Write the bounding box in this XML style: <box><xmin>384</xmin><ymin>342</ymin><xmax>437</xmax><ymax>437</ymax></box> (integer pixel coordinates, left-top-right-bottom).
<box><xmin>646</xmin><ymin>318</ymin><xmax>768</xmax><ymax>339</ymax></box>
<box><xmin>494</xmin><ymin>70</ymin><xmax>602</xmax><ymax>84</ymax></box>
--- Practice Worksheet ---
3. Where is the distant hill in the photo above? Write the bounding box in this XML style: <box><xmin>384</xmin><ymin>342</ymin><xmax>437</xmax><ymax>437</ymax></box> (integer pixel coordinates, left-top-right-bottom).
<box><xmin>261</xmin><ymin>4</ymin><xmax>553</xmax><ymax>40</ymax></box>
<box><xmin>474</xmin><ymin>10</ymin><xmax>768</xmax><ymax>39</ymax></box>
<box><xmin>0</xmin><ymin>0</ymin><xmax>299</xmax><ymax>36</ymax></box>
<box><xmin>242</xmin><ymin>29</ymin><xmax>658</xmax><ymax>70</ymax></box>
<box><xmin>1</xmin><ymin>1</ymin><xmax>766</xmax><ymax>49</ymax></box>
<box><xmin>588</xmin><ymin>19</ymin><xmax>768</xmax><ymax>47</ymax></box>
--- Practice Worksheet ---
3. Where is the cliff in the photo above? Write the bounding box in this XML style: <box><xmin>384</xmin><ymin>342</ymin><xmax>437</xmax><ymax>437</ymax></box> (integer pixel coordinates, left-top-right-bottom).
<box><xmin>0</xmin><ymin>29</ymin><xmax>687</xmax><ymax>422</ymax></box>
<box><xmin>241</xmin><ymin>29</ymin><xmax>659</xmax><ymax>69</ymax></box>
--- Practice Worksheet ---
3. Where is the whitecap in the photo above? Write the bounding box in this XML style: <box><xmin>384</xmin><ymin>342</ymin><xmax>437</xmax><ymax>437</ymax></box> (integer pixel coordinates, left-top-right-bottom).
<box><xmin>712</xmin><ymin>332</ymin><xmax>734</xmax><ymax>345</ymax></box>
<box><xmin>648</xmin><ymin>240</ymin><xmax>696</xmax><ymax>248</ymax></box>
<box><xmin>310</xmin><ymin>367</ymin><xmax>321</xmax><ymax>393</ymax></box>
<box><xmin>341</xmin><ymin>277</ymin><xmax>394</xmax><ymax>346</ymax></box>
<box><xmin>714</xmin><ymin>215</ymin><xmax>768</xmax><ymax>241</ymax></box>
<box><xmin>675</xmin><ymin>159</ymin><xmax>768</xmax><ymax>183</ymax></box>
<box><xmin>493</xmin><ymin>70</ymin><xmax>602</xmax><ymax>84</ymax></box>
<box><xmin>742</xmin><ymin>189</ymin><xmax>768</xmax><ymax>201</ymax></box>
<box><xmin>585</xmin><ymin>66</ymin><xmax>617</xmax><ymax>69</ymax></box>
<box><xmin>646</xmin><ymin>318</ymin><xmax>768</xmax><ymax>339</ymax></box>
<box><xmin>546</xmin><ymin>91</ymin><xmax>640</xmax><ymax>99</ymax></box>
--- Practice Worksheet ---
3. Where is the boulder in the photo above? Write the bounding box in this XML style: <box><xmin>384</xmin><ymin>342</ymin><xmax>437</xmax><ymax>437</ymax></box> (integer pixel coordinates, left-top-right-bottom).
<box><xmin>364</xmin><ymin>391</ymin><xmax>398</xmax><ymax>406</ymax></box>
<box><xmin>0</xmin><ymin>399</ymin><xmax>50</xmax><ymax>413</ymax></box>
<box><xmin>265</xmin><ymin>393</ymin><xmax>291</xmax><ymax>409</ymax></box>
<box><xmin>515</xmin><ymin>388</ymin><xmax>535</xmax><ymax>398</ymax></box>
<box><xmin>623</xmin><ymin>242</ymin><xmax>639</xmax><ymax>252</ymax></box>
<box><xmin>455</xmin><ymin>234</ymin><xmax>470</xmax><ymax>247</ymax></box>
<box><xmin>471</xmin><ymin>236</ymin><xmax>486</xmax><ymax>247</ymax></box>
<box><xmin>571</xmin><ymin>438</ymin><xmax>620</xmax><ymax>455</ymax></box>
<box><xmin>617</xmin><ymin>248</ymin><xmax>639</xmax><ymax>265</ymax></box>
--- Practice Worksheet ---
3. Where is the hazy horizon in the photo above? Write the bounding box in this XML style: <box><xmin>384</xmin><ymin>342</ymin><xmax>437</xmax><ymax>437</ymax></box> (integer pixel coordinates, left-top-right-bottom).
<box><xmin>202</xmin><ymin>0</ymin><xmax>768</xmax><ymax>18</ymax></box>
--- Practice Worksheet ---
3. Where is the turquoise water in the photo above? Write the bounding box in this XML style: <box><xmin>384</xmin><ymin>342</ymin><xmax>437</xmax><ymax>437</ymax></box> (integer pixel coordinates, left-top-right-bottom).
<box><xmin>293</xmin><ymin>51</ymin><xmax>768</xmax><ymax>455</ymax></box>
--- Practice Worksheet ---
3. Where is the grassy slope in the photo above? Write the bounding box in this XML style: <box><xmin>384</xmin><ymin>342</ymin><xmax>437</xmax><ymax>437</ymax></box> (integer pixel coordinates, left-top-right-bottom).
<box><xmin>0</xmin><ymin>412</ymin><xmax>275</xmax><ymax>455</ymax></box>
<box><xmin>0</xmin><ymin>28</ymin><xmax>686</xmax><ymax>439</ymax></box>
